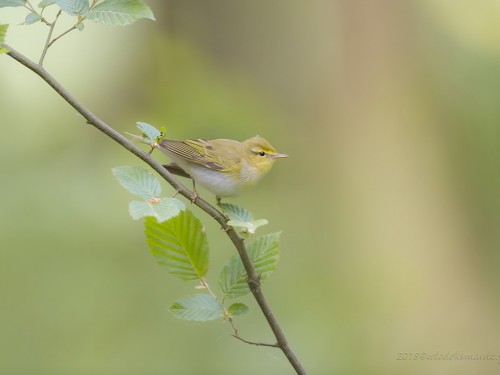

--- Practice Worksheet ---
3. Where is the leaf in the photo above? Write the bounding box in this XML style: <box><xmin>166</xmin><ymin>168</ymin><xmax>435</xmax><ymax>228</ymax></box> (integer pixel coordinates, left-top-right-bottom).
<box><xmin>86</xmin><ymin>0</ymin><xmax>155</xmax><ymax>26</ymax></box>
<box><xmin>227</xmin><ymin>303</ymin><xmax>249</xmax><ymax>317</ymax></box>
<box><xmin>129</xmin><ymin>197</ymin><xmax>184</xmax><ymax>222</ymax></box>
<box><xmin>145</xmin><ymin>211</ymin><xmax>209</xmax><ymax>280</ymax></box>
<box><xmin>218</xmin><ymin>203</ymin><xmax>268</xmax><ymax>234</ymax></box>
<box><xmin>0</xmin><ymin>0</ymin><xmax>26</xmax><ymax>8</ymax></box>
<box><xmin>218</xmin><ymin>202</ymin><xmax>253</xmax><ymax>222</ymax></box>
<box><xmin>227</xmin><ymin>219</ymin><xmax>269</xmax><ymax>235</ymax></box>
<box><xmin>25</xmin><ymin>13</ymin><xmax>41</xmax><ymax>25</ymax></box>
<box><xmin>112</xmin><ymin>166</ymin><xmax>161</xmax><ymax>200</ymax></box>
<box><xmin>38</xmin><ymin>0</ymin><xmax>56</xmax><ymax>7</ymax></box>
<box><xmin>0</xmin><ymin>25</ymin><xmax>8</xmax><ymax>54</ymax></box>
<box><xmin>169</xmin><ymin>294</ymin><xmax>222</xmax><ymax>321</ymax></box>
<box><xmin>75</xmin><ymin>21</ymin><xmax>84</xmax><ymax>31</ymax></box>
<box><xmin>56</xmin><ymin>0</ymin><xmax>89</xmax><ymax>16</ymax></box>
<box><xmin>136</xmin><ymin>121</ymin><xmax>161</xmax><ymax>141</ymax></box>
<box><xmin>219</xmin><ymin>232</ymin><xmax>281</xmax><ymax>298</ymax></box>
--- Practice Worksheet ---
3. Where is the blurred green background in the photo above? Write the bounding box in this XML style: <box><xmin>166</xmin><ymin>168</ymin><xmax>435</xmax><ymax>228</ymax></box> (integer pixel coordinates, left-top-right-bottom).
<box><xmin>1</xmin><ymin>1</ymin><xmax>500</xmax><ymax>374</ymax></box>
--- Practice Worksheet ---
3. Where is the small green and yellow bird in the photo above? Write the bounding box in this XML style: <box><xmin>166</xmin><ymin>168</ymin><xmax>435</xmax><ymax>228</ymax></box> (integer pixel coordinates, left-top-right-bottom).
<box><xmin>158</xmin><ymin>136</ymin><xmax>287</xmax><ymax>200</ymax></box>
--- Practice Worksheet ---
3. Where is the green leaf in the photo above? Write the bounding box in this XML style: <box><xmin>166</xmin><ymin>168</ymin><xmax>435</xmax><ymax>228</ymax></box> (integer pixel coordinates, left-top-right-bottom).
<box><xmin>219</xmin><ymin>203</ymin><xmax>268</xmax><ymax>234</ymax></box>
<box><xmin>145</xmin><ymin>210</ymin><xmax>209</xmax><ymax>280</ymax></box>
<box><xmin>219</xmin><ymin>232</ymin><xmax>281</xmax><ymax>298</ymax></box>
<box><xmin>112</xmin><ymin>166</ymin><xmax>161</xmax><ymax>200</ymax></box>
<box><xmin>136</xmin><ymin>121</ymin><xmax>161</xmax><ymax>141</ymax></box>
<box><xmin>129</xmin><ymin>197</ymin><xmax>184</xmax><ymax>222</ymax></box>
<box><xmin>218</xmin><ymin>202</ymin><xmax>253</xmax><ymax>222</ymax></box>
<box><xmin>169</xmin><ymin>294</ymin><xmax>222</xmax><ymax>321</ymax></box>
<box><xmin>227</xmin><ymin>218</ymin><xmax>269</xmax><ymax>235</ymax></box>
<box><xmin>56</xmin><ymin>0</ymin><xmax>89</xmax><ymax>16</ymax></box>
<box><xmin>0</xmin><ymin>0</ymin><xmax>26</xmax><ymax>8</ymax></box>
<box><xmin>38</xmin><ymin>0</ymin><xmax>56</xmax><ymax>7</ymax></box>
<box><xmin>227</xmin><ymin>303</ymin><xmax>249</xmax><ymax>317</ymax></box>
<box><xmin>86</xmin><ymin>0</ymin><xmax>155</xmax><ymax>26</ymax></box>
<box><xmin>0</xmin><ymin>25</ymin><xmax>8</xmax><ymax>54</ymax></box>
<box><xmin>25</xmin><ymin>13</ymin><xmax>41</xmax><ymax>25</ymax></box>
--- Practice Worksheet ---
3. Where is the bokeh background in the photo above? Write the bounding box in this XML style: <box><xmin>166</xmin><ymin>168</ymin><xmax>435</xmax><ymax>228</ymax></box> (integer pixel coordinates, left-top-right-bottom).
<box><xmin>1</xmin><ymin>1</ymin><xmax>500</xmax><ymax>374</ymax></box>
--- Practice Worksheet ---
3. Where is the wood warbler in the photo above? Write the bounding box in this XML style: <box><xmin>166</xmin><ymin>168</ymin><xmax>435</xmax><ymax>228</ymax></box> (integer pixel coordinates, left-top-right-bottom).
<box><xmin>158</xmin><ymin>136</ymin><xmax>287</xmax><ymax>200</ymax></box>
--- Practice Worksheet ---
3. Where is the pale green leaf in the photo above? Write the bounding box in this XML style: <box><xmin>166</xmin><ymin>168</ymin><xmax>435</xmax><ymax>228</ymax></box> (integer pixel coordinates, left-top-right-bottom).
<box><xmin>87</xmin><ymin>0</ymin><xmax>155</xmax><ymax>26</ymax></box>
<box><xmin>219</xmin><ymin>232</ymin><xmax>281</xmax><ymax>298</ymax></box>
<box><xmin>56</xmin><ymin>0</ymin><xmax>89</xmax><ymax>15</ymax></box>
<box><xmin>227</xmin><ymin>303</ymin><xmax>249</xmax><ymax>317</ymax></box>
<box><xmin>136</xmin><ymin>121</ymin><xmax>161</xmax><ymax>141</ymax></box>
<box><xmin>227</xmin><ymin>218</ymin><xmax>269</xmax><ymax>234</ymax></box>
<box><xmin>218</xmin><ymin>202</ymin><xmax>253</xmax><ymax>222</ymax></box>
<box><xmin>112</xmin><ymin>166</ymin><xmax>161</xmax><ymax>200</ymax></box>
<box><xmin>145</xmin><ymin>210</ymin><xmax>209</xmax><ymax>280</ymax></box>
<box><xmin>0</xmin><ymin>0</ymin><xmax>26</xmax><ymax>8</ymax></box>
<box><xmin>129</xmin><ymin>198</ymin><xmax>184</xmax><ymax>222</ymax></box>
<box><xmin>0</xmin><ymin>25</ymin><xmax>8</xmax><ymax>52</ymax></box>
<box><xmin>25</xmin><ymin>13</ymin><xmax>41</xmax><ymax>25</ymax></box>
<box><xmin>38</xmin><ymin>0</ymin><xmax>56</xmax><ymax>7</ymax></box>
<box><xmin>219</xmin><ymin>203</ymin><xmax>268</xmax><ymax>234</ymax></box>
<box><xmin>169</xmin><ymin>294</ymin><xmax>222</xmax><ymax>321</ymax></box>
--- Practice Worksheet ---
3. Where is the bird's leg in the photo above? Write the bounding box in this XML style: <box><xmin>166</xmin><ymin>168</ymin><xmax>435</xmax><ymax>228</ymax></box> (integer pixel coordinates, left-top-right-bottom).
<box><xmin>216</xmin><ymin>196</ymin><xmax>222</xmax><ymax>206</ymax></box>
<box><xmin>191</xmin><ymin>179</ymin><xmax>199</xmax><ymax>203</ymax></box>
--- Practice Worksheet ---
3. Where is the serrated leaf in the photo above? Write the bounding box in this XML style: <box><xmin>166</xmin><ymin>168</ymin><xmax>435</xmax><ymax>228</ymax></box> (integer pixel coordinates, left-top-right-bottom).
<box><xmin>25</xmin><ymin>13</ymin><xmax>41</xmax><ymax>25</ymax></box>
<box><xmin>112</xmin><ymin>166</ymin><xmax>161</xmax><ymax>200</ymax></box>
<box><xmin>219</xmin><ymin>232</ymin><xmax>281</xmax><ymax>298</ymax></box>
<box><xmin>38</xmin><ymin>0</ymin><xmax>55</xmax><ymax>7</ymax></box>
<box><xmin>136</xmin><ymin>121</ymin><xmax>161</xmax><ymax>141</ymax></box>
<box><xmin>86</xmin><ymin>0</ymin><xmax>155</xmax><ymax>26</ymax></box>
<box><xmin>0</xmin><ymin>0</ymin><xmax>26</xmax><ymax>8</ymax></box>
<box><xmin>129</xmin><ymin>198</ymin><xmax>184</xmax><ymax>222</ymax></box>
<box><xmin>145</xmin><ymin>210</ymin><xmax>209</xmax><ymax>280</ymax></box>
<box><xmin>227</xmin><ymin>303</ymin><xmax>249</xmax><ymax>317</ymax></box>
<box><xmin>56</xmin><ymin>0</ymin><xmax>89</xmax><ymax>16</ymax></box>
<box><xmin>218</xmin><ymin>202</ymin><xmax>253</xmax><ymax>222</ymax></box>
<box><xmin>169</xmin><ymin>294</ymin><xmax>222</xmax><ymax>321</ymax></box>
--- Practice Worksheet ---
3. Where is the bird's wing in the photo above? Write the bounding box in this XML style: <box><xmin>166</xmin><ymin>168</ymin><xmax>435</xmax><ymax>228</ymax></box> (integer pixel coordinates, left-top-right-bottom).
<box><xmin>160</xmin><ymin>139</ymin><xmax>239</xmax><ymax>172</ymax></box>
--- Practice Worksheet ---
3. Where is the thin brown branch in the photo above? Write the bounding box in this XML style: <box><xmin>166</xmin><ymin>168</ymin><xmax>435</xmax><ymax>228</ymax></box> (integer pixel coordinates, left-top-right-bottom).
<box><xmin>2</xmin><ymin>44</ymin><xmax>307</xmax><ymax>375</ymax></box>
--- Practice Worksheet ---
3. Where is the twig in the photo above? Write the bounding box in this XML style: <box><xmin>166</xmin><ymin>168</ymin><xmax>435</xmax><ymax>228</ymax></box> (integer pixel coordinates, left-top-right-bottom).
<box><xmin>2</xmin><ymin>44</ymin><xmax>307</xmax><ymax>375</ymax></box>
<box><xmin>232</xmin><ymin>334</ymin><xmax>279</xmax><ymax>348</ymax></box>
<box><xmin>39</xmin><ymin>10</ymin><xmax>62</xmax><ymax>65</ymax></box>
<box><xmin>227</xmin><ymin>316</ymin><xmax>279</xmax><ymax>348</ymax></box>
<box><xmin>47</xmin><ymin>25</ymin><xmax>77</xmax><ymax>50</ymax></box>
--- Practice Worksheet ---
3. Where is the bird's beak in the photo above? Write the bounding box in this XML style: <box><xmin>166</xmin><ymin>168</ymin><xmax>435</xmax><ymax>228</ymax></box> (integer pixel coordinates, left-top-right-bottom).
<box><xmin>272</xmin><ymin>153</ymin><xmax>288</xmax><ymax>159</ymax></box>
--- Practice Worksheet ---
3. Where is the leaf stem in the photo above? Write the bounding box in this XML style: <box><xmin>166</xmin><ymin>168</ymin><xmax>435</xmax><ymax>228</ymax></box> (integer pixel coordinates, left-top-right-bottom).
<box><xmin>24</xmin><ymin>1</ymin><xmax>50</xmax><ymax>26</ymax></box>
<box><xmin>2</xmin><ymin>44</ymin><xmax>307</xmax><ymax>375</ymax></box>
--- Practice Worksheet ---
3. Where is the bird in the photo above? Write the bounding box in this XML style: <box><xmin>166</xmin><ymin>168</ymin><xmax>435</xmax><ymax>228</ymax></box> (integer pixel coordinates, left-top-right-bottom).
<box><xmin>157</xmin><ymin>136</ymin><xmax>287</xmax><ymax>201</ymax></box>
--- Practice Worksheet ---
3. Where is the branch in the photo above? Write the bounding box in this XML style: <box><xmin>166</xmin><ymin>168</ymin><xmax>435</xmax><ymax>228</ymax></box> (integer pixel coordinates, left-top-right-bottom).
<box><xmin>2</xmin><ymin>44</ymin><xmax>307</xmax><ymax>375</ymax></box>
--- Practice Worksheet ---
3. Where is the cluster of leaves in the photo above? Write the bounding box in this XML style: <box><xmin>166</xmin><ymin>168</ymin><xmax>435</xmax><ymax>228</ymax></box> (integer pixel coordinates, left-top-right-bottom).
<box><xmin>112</xmin><ymin>123</ymin><xmax>281</xmax><ymax>323</ymax></box>
<box><xmin>0</xmin><ymin>0</ymin><xmax>154</xmax><ymax>28</ymax></box>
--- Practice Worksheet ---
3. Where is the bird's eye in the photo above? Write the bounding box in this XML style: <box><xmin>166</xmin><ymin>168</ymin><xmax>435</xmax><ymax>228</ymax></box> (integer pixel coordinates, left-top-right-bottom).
<box><xmin>259</xmin><ymin>151</ymin><xmax>266</xmax><ymax>156</ymax></box>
